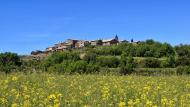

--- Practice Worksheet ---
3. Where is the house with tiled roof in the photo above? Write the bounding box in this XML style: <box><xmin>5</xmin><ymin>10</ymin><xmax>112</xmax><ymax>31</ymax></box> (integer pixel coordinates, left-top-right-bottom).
<box><xmin>102</xmin><ymin>35</ymin><xmax>119</xmax><ymax>46</ymax></box>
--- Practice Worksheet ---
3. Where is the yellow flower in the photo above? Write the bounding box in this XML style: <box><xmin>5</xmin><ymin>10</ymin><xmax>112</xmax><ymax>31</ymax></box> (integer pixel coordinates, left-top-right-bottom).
<box><xmin>119</xmin><ymin>101</ymin><xmax>126</xmax><ymax>107</ymax></box>
<box><xmin>0</xmin><ymin>98</ymin><xmax>8</xmax><ymax>104</ymax></box>
<box><xmin>23</xmin><ymin>100</ymin><xmax>30</xmax><ymax>107</ymax></box>
<box><xmin>57</xmin><ymin>93</ymin><xmax>63</xmax><ymax>98</ymax></box>
<box><xmin>128</xmin><ymin>99</ymin><xmax>134</xmax><ymax>106</ymax></box>
<box><xmin>11</xmin><ymin>103</ymin><xmax>18</xmax><ymax>107</ymax></box>
<box><xmin>48</xmin><ymin>94</ymin><xmax>56</xmax><ymax>100</ymax></box>
<box><xmin>24</xmin><ymin>95</ymin><xmax>30</xmax><ymax>100</ymax></box>
<box><xmin>101</xmin><ymin>85</ymin><xmax>110</xmax><ymax>100</ymax></box>
<box><xmin>84</xmin><ymin>91</ymin><xmax>90</xmax><ymax>96</ymax></box>
<box><xmin>146</xmin><ymin>100</ymin><xmax>153</xmax><ymax>107</ymax></box>
<box><xmin>161</xmin><ymin>97</ymin><xmax>168</xmax><ymax>105</ymax></box>
<box><xmin>54</xmin><ymin>99</ymin><xmax>59</xmax><ymax>104</ymax></box>
<box><xmin>12</xmin><ymin>76</ymin><xmax>18</xmax><ymax>81</ymax></box>
<box><xmin>84</xmin><ymin>105</ymin><xmax>90</xmax><ymax>107</ymax></box>
<box><xmin>54</xmin><ymin>103</ymin><xmax>60</xmax><ymax>107</ymax></box>
<box><xmin>134</xmin><ymin>98</ymin><xmax>140</xmax><ymax>105</ymax></box>
<box><xmin>143</xmin><ymin>86</ymin><xmax>151</xmax><ymax>92</ymax></box>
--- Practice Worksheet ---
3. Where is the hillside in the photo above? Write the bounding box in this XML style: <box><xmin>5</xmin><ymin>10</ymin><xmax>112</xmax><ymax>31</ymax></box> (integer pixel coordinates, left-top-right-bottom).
<box><xmin>0</xmin><ymin>39</ymin><xmax>188</xmax><ymax>75</ymax></box>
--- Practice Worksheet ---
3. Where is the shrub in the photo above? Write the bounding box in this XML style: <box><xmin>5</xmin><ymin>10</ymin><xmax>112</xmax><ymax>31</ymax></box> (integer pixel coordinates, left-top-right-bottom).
<box><xmin>140</xmin><ymin>58</ymin><xmax>161</xmax><ymax>68</ymax></box>
<box><xmin>176</xmin><ymin>56</ymin><xmax>190</xmax><ymax>66</ymax></box>
<box><xmin>176</xmin><ymin>66</ymin><xmax>190</xmax><ymax>75</ymax></box>
<box><xmin>161</xmin><ymin>56</ymin><xmax>176</xmax><ymax>68</ymax></box>
<box><xmin>72</xmin><ymin>60</ymin><xmax>88</xmax><ymax>74</ymax></box>
<box><xmin>120</xmin><ymin>54</ymin><xmax>136</xmax><ymax>75</ymax></box>
<box><xmin>48</xmin><ymin>63</ymin><xmax>66</xmax><ymax>73</ymax></box>
<box><xmin>86</xmin><ymin>63</ymin><xmax>100</xmax><ymax>73</ymax></box>
<box><xmin>83</xmin><ymin>52</ymin><xmax>97</xmax><ymax>63</ymax></box>
<box><xmin>133</xmin><ymin>68</ymin><xmax>176</xmax><ymax>76</ymax></box>
<box><xmin>175</xmin><ymin>44</ymin><xmax>190</xmax><ymax>57</ymax></box>
<box><xmin>97</xmin><ymin>56</ymin><xmax>120</xmax><ymax>68</ymax></box>
<box><xmin>42</xmin><ymin>52</ymin><xmax>80</xmax><ymax>71</ymax></box>
<box><xmin>120</xmin><ymin>65</ymin><xmax>133</xmax><ymax>75</ymax></box>
<box><xmin>0</xmin><ymin>52</ymin><xmax>21</xmax><ymax>73</ymax></box>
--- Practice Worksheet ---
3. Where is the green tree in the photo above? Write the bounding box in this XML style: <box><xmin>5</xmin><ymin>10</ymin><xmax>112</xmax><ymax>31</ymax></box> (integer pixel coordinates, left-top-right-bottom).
<box><xmin>175</xmin><ymin>44</ymin><xmax>190</xmax><ymax>57</ymax></box>
<box><xmin>42</xmin><ymin>52</ymin><xmax>80</xmax><ymax>71</ymax></box>
<box><xmin>72</xmin><ymin>60</ymin><xmax>88</xmax><ymax>73</ymax></box>
<box><xmin>83</xmin><ymin>52</ymin><xmax>97</xmax><ymax>63</ymax></box>
<box><xmin>176</xmin><ymin>56</ymin><xmax>190</xmax><ymax>66</ymax></box>
<box><xmin>120</xmin><ymin>53</ymin><xmax>136</xmax><ymax>74</ymax></box>
<box><xmin>0</xmin><ymin>52</ymin><xmax>21</xmax><ymax>73</ymax></box>
<box><xmin>140</xmin><ymin>58</ymin><xmax>161</xmax><ymax>68</ymax></box>
<box><xmin>163</xmin><ymin>56</ymin><xmax>176</xmax><ymax>68</ymax></box>
<box><xmin>160</xmin><ymin>43</ymin><xmax>175</xmax><ymax>57</ymax></box>
<box><xmin>97</xmin><ymin>56</ymin><xmax>120</xmax><ymax>68</ymax></box>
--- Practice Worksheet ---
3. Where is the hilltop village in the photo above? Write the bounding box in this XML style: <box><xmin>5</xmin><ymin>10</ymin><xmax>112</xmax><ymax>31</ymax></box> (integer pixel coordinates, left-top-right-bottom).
<box><xmin>31</xmin><ymin>35</ymin><xmax>140</xmax><ymax>57</ymax></box>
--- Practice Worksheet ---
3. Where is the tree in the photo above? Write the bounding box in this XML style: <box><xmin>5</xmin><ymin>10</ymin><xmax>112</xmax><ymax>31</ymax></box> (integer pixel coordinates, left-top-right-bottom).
<box><xmin>160</xmin><ymin>43</ymin><xmax>175</xmax><ymax>57</ymax></box>
<box><xmin>175</xmin><ymin>44</ymin><xmax>190</xmax><ymax>57</ymax></box>
<box><xmin>0</xmin><ymin>52</ymin><xmax>21</xmax><ymax>73</ymax></box>
<box><xmin>42</xmin><ymin>52</ymin><xmax>80</xmax><ymax>71</ymax></box>
<box><xmin>166</xmin><ymin>56</ymin><xmax>176</xmax><ymax>67</ymax></box>
<box><xmin>176</xmin><ymin>56</ymin><xmax>190</xmax><ymax>66</ymax></box>
<box><xmin>140</xmin><ymin>58</ymin><xmax>161</xmax><ymax>68</ymax></box>
<box><xmin>86</xmin><ymin>63</ymin><xmax>100</xmax><ymax>73</ymax></box>
<box><xmin>72</xmin><ymin>60</ymin><xmax>88</xmax><ymax>73</ymax></box>
<box><xmin>136</xmin><ymin>44</ymin><xmax>150</xmax><ymax>57</ymax></box>
<box><xmin>97</xmin><ymin>56</ymin><xmax>120</xmax><ymax>68</ymax></box>
<box><xmin>146</xmin><ymin>39</ymin><xmax>155</xmax><ymax>45</ymax></box>
<box><xmin>124</xmin><ymin>44</ymin><xmax>136</xmax><ymax>56</ymax></box>
<box><xmin>83</xmin><ymin>52</ymin><xmax>97</xmax><ymax>63</ymax></box>
<box><xmin>120</xmin><ymin>53</ymin><xmax>136</xmax><ymax>74</ymax></box>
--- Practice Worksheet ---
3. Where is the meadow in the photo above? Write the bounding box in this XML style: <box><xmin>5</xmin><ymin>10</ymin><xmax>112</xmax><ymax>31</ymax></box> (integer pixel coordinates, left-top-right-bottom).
<box><xmin>0</xmin><ymin>73</ymin><xmax>190</xmax><ymax>107</ymax></box>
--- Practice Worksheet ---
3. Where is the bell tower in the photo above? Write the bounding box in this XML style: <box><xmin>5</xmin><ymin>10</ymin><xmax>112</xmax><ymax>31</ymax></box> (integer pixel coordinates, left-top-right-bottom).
<box><xmin>115</xmin><ymin>35</ymin><xmax>119</xmax><ymax>41</ymax></box>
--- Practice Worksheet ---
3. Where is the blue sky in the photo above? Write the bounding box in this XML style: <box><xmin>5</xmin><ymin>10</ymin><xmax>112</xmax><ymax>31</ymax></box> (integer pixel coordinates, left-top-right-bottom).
<box><xmin>0</xmin><ymin>0</ymin><xmax>190</xmax><ymax>55</ymax></box>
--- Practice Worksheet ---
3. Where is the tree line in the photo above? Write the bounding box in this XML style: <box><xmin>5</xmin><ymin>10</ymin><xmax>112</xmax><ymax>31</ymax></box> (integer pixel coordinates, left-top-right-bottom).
<box><xmin>1</xmin><ymin>39</ymin><xmax>190</xmax><ymax>75</ymax></box>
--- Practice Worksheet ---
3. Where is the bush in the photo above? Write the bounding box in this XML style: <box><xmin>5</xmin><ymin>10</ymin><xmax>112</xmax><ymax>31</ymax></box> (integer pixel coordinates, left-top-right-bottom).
<box><xmin>86</xmin><ymin>63</ymin><xmax>100</xmax><ymax>73</ymax></box>
<box><xmin>120</xmin><ymin>65</ymin><xmax>133</xmax><ymax>75</ymax></box>
<box><xmin>0</xmin><ymin>52</ymin><xmax>21</xmax><ymax>73</ymax></box>
<box><xmin>83</xmin><ymin>52</ymin><xmax>97</xmax><ymax>63</ymax></box>
<box><xmin>133</xmin><ymin>68</ymin><xmax>176</xmax><ymax>76</ymax></box>
<box><xmin>175</xmin><ymin>44</ymin><xmax>190</xmax><ymax>57</ymax></box>
<box><xmin>42</xmin><ymin>52</ymin><xmax>80</xmax><ymax>71</ymax></box>
<box><xmin>47</xmin><ymin>60</ymin><xmax>101</xmax><ymax>74</ymax></box>
<box><xmin>48</xmin><ymin>63</ymin><xmax>66</xmax><ymax>73</ymax></box>
<box><xmin>176</xmin><ymin>56</ymin><xmax>190</xmax><ymax>66</ymax></box>
<box><xmin>120</xmin><ymin>53</ymin><xmax>136</xmax><ymax>67</ymax></box>
<box><xmin>140</xmin><ymin>58</ymin><xmax>161</xmax><ymax>68</ymax></box>
<box><xmin>120</xmin><ymin>54</ymin><xmax>136</xmax><ymax>75</ymax></box>
<box><xmin>176</xmin><ymin>66</ymin><xmax>190</xmax><ymax>75</ymax></box>
<box><xmin>95</xmin><ymin>45</ymin><xmax>122</xmax><ymax>56</ymax></box>
<box><xmin>72</xmin><ymin>60</ymin><xmax>88</xmax><ymax>73</ymax></box>
<box><xmin>161</xmin><ymin>56</ymin><xmax>176</xmax><ymax>68</ymax></box>
<box><xmin>97</xmin><ymin>56</ymin><xmax>120</xmax><ymax>68</ymax></box>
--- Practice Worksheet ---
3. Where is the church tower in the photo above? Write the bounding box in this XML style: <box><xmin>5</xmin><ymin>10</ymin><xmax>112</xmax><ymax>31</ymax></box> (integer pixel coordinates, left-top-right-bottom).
<box><xmin>115</xmin><ymin>35</ymin><xmax>119</xmax><ymax>41</ymax></box>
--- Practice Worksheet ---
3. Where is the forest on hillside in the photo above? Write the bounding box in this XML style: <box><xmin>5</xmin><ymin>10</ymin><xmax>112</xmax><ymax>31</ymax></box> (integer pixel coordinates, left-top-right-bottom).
<box><xmin>1</xmin><ymin>39</ymin><xmax>190</xmax><ymax>75</ymax></box>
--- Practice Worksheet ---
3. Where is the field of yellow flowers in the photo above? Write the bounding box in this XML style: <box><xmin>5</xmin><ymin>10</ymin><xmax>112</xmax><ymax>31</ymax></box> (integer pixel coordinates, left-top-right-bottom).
<box><xmin>0</xmin><ymin>73</ymin><xmax>190</xmax><ymax>107</ymax></box>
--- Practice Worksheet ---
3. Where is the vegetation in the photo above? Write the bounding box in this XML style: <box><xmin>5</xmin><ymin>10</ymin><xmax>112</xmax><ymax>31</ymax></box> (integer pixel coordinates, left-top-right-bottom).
<box><xmin>1</xmin><ymin>73</ymin><xmax>190</xmax><ymax>106</ymax></box>
<box><xmin>1</xmin><ymin>39</ymin><xmax>190</xmax><ymax>75</ymax></box>
<box><xmin>0</xmin><ymin>52</ymin><xmax>21</xmax><ymax>74</ymax></box>
<box><xmin>1</xmin><ymin>39</ymin><xmax>190</xmax><ymax>107</ymax></box>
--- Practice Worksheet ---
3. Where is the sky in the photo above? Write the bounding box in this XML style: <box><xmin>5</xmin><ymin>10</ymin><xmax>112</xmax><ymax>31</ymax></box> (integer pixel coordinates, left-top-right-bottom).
<box><xmin>0</xmin><ymin>0</ymin><xmax>190</xmax><ymax>55</ymax></box>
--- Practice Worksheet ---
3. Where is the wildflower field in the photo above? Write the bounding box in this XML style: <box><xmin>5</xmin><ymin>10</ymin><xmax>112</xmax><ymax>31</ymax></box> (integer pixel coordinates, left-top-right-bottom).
<box><xmin>0</xmin><ymin>73</ymin><xmax>190</xmax><ymax>107</ymax></box>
